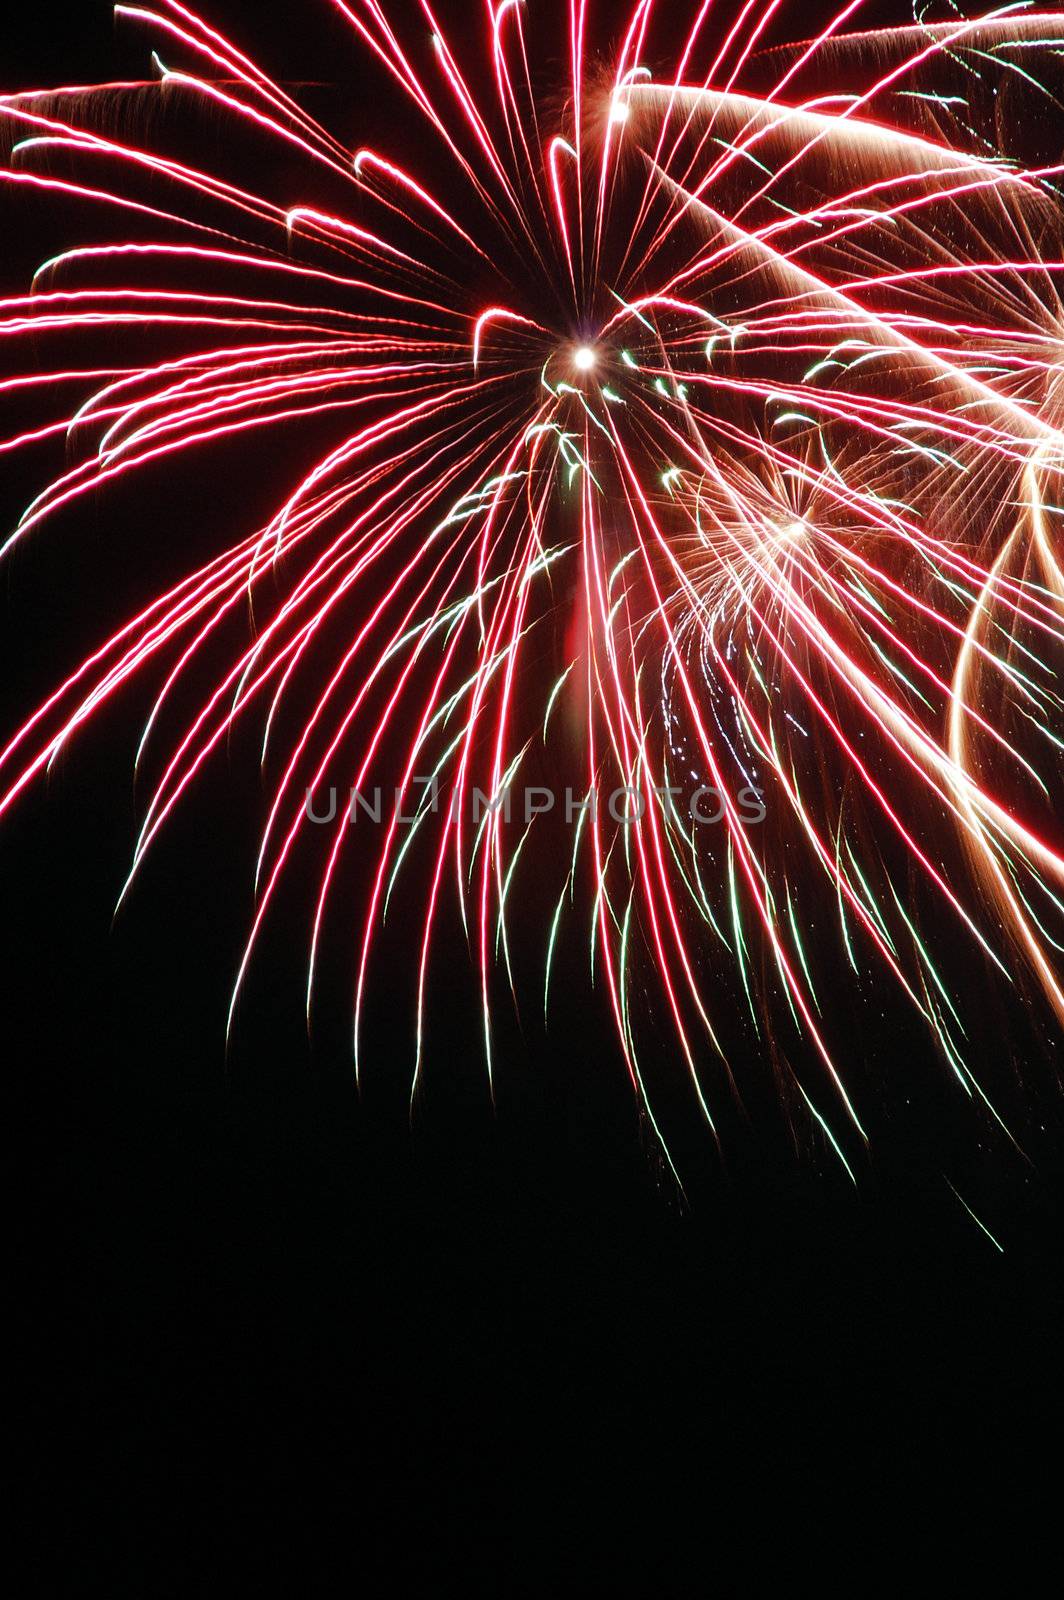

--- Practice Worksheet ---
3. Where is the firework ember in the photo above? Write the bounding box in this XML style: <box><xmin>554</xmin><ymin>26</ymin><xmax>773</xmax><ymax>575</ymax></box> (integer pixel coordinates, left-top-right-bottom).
<box><xmin>2</xmin><ymin>2</ymin><xmax>1063</xmax><ymax>1184</ymax></box>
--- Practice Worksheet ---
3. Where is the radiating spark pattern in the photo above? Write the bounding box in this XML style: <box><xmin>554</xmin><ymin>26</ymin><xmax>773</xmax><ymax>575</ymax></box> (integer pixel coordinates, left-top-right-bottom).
<box><xmin>1</xmin><ymin>2</ymin><xmax>1063</xmax><ymax>1181</ymax></box>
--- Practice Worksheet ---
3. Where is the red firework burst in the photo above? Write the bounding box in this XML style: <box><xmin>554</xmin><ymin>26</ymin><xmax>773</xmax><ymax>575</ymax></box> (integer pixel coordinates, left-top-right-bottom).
<box><xmin>2</xmin><ymin>1</ymin><xmax>1064</xmax><ymax>1187</ymax></box>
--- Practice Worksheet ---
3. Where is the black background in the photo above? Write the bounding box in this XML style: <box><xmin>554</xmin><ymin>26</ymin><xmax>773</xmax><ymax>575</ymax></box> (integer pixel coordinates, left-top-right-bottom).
<box><xmin>5</xmin><ymin>3</ymin><xmax>1062</xmax><ymax>1587</ymax></box>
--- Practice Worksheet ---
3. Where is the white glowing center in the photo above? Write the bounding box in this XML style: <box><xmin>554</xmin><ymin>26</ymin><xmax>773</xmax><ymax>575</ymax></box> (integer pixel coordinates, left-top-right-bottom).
<box><xmin>573</xmin><ymin>345</ymin><xmax>597</xmax><ymax>372</ymax></box>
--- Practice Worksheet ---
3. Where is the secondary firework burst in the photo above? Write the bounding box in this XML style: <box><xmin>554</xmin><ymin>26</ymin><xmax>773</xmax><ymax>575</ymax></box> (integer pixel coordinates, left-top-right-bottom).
<box><xmin>1</xmin><ymin>2</ymin><xmax>1063</xmax><ymax>1183</ymax></box>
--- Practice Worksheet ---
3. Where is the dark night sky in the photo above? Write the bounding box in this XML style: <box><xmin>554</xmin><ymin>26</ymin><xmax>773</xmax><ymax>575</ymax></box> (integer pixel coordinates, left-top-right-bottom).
<box><xmin>5</xmin><ymin>2</ymin><xmax>1062</xmax><ymax>1587</ymax></box>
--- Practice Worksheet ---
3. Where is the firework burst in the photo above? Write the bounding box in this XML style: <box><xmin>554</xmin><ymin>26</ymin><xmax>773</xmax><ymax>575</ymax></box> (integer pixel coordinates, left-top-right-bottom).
<box><xmin>2</xmin><ymin>1</ymin><xmax>1064</xmax><ymax>1184</ymax></box>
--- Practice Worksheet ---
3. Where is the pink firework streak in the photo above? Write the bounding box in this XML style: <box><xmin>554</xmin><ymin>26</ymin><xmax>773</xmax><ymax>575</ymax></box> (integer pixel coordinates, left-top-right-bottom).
<box><xmin>1</xmin><ymin>1</ymin><xmax>1064</xmax><ymax>1186</ymax></box>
